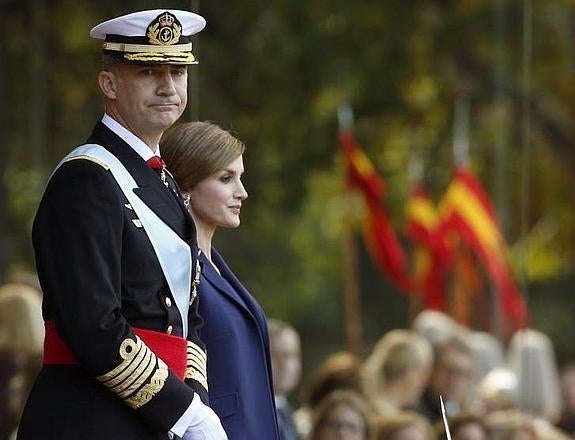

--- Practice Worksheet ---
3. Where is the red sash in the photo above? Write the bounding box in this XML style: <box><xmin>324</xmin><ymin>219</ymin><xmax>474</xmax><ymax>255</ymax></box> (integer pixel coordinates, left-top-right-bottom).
<box><xmin>43</xmin><ymin>321</ymin><xmax>187</xmax><ymax>380</ymax></box>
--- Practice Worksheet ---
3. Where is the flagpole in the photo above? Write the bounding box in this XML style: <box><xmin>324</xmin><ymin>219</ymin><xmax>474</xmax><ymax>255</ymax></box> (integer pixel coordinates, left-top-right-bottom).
<box><xmin>407</xmin><ymin>155</ymin><xmax>424</xmax><ymax>323</ymax></box>
<box><xmin>338</xmin><ymin>104</ymin><xmax>363</xmax><ymax>358</ymax></box>
<box><xmin>453</xmin><ymin>96</ymin><xmax>470</xmax><ymax>169</ymax></box>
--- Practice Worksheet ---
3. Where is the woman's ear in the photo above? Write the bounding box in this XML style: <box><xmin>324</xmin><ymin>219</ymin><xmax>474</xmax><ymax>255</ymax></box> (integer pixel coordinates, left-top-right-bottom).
<box><xmin>98</xmin><ymin>70</ymin><xmax>118</xmax><ymax>99</ymax></box>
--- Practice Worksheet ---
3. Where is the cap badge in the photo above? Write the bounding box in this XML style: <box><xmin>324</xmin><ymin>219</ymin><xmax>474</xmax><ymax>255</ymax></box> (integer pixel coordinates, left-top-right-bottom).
<box><xmin>147</xmin><ymin>12</ymin><xmax>182</xmax><ymax>46</ymax></box>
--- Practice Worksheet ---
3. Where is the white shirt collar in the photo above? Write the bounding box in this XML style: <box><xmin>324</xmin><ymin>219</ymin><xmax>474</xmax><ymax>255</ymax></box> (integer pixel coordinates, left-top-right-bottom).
<box><xmin>101</xmin><ymin>114</ymin><xmax>161</xmax><ymax>161</ymax></box>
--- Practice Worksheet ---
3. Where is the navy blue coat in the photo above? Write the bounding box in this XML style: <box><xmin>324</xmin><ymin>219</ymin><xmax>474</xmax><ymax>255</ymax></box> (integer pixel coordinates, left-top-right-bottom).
<box><xmin>198</xmin><ymin>250</ymin><xmax>280</xmax><ymax>439</ymax></box>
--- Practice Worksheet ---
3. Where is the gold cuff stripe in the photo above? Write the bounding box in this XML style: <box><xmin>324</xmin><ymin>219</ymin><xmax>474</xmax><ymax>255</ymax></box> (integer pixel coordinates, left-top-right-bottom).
<box><xmin>108</xmin><ymin>346</ymin><xmax>150</xmax><ymax>392</ymax></box>
<box><xmin>186</xmin><ymin>341</ymin><xmax>207</xmax><ymax>374</ymax></box>
<box><xmin>185</xmin><ymin>368</ymin><xmax>208</xmax><ymax>391</ymax></box>
<box><xmin>186</xmin><ymin>341</ymin><xmax>207</xmax><ymax>361</ymax></box>
<box><xmin>186</xmin><ymin>367</ymin><xmax>208</xmax><ymax>382</ymax></box>
<box><xmin>98</xmin><ymin>337</ymin><xmax>148</xmax><ymax>388</ymax></box>
<box><xmin>125</xmin><ymin>358</ymin><xmax>169</xmax><ymax>409</ymax></box>
<box><xmin>103</xmin><ymin>42</ymin><xmax>192</xmax><ymax>53</ymax></box>
<box><xmin>116</xmin><ymin>352</ymin><xmax>157</xmax><ymax>399</ymax></box>
<box><xmin>96</xmin><ymin>335</ymin><xmax>169</xmax><ymax>409</ymax></box>
<box><xmin>64</xmin><ymin>155</ymin><xmax>110</xmax><ymax>170</ymax></box>
<box><xmin>187</xmin><ymin>353</ymin><xmax>206</xmax><ymax>371</ymax></box>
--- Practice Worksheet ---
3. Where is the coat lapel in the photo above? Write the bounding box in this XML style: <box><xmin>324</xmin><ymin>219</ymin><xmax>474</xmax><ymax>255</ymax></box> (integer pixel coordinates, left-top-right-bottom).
<box><xmin>200</xmin><ymin>250</ymin><xmax>267</xmax><ymax>336</ymax></box>
<box><xmin>86</xmin><ymin>123</ymin><xmax>194</xmax><ymax>238</ymax></box>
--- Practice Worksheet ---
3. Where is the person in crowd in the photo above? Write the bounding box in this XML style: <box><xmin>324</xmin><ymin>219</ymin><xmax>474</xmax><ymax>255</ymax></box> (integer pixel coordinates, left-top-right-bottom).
<box><xmin>435</xmin><ymin>412</ymin><xmax>488</xmax><ymax>440</ymax></box>
<box><xmin>415</xmin><ymin>335</ymin><xmax>475</xmax><ymax>424</ymax></box>
<box><xmin>506</xmin><ymin>328</ymin><xmax>561</xmax><ymax>424</ymax></box>
<box><xmin>467</xmin><ymin>330</ymin><xmax>505</xmax><ymax>394</ymax></box>
<box><xmin>476</xmin><ymin>367</ymin><xmax>519</xmax><ymax>415</ymax></box>
<box><xmin>375</xmin><ymin>411</ymin><xmax>433</xmax><ymax>440</ymax></box>
<box><xmin>309</xmin><ymin>390</ymin><xmax>375</xmax><ymax>440</ymax></box>
<box><xmin>161</xmin><ymin>121</ymin><xmax>279</xmax><ymax>438</ymax></box>
<box><xmin>363</xmin><ymin>329</ymin><xmax>433</xmax><ymax>416</ymax></box>
<box><xmin>17</xmin><ymin>10</ymin><xmax>227</xmax><ymax>440</ymax></box>
<box><xmin>268</xmin><ymin>318</ymin><xmax>302</xmax><ymax>440</ymax></box>
<box><xmin>294</xmin><ymin>351</ymin><xmax>365</xmax><ymax>437</ymax></box>
<box><xmin>557</xmin><ymin>360</ymin><xmax>575</xmax><ymax>436</ymax></box>
<box><xmin>0</xmin><ymin>283</ymin><xmax>44</xmax><ymax>440</ymax></box>
<box><xmin>411</xmin><ymin>309</ymin><xmax>461</xmax><ymax>348</ymax></box>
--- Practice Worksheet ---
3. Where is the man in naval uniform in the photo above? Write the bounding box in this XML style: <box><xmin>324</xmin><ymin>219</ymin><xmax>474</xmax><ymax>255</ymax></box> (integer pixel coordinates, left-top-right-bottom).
<box><xmin>17</xmin><ymin>10</ymin><xmax>228</xmax><ymax>440</ymax></box>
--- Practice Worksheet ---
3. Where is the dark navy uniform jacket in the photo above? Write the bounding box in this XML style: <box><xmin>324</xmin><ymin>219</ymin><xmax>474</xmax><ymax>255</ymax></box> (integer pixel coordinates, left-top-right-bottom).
<box><xmin>17</xmin><ymin>122</ymin><xmax>206</xmax><ymax>440</ymax></box>
<box><xmin>199</xmin><ymin>250</ymin><xmax>280</xmax><ymax>439</ymax></box>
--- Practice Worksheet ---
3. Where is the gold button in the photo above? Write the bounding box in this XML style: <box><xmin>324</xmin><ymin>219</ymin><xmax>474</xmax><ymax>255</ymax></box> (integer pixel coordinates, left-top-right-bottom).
<box><xmin>167</xmin><ymin>325</ymin><xmax>173</xmax><ymax>335</ymax></box>
<box><xmin>165</xmin><ymin>297</ymin><xmax>172</xmax><ymax>307</ymax></box>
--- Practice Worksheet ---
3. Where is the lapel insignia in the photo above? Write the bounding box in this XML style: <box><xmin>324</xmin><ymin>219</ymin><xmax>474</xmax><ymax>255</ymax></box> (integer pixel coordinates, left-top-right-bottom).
<box><xmin>132</xmin><ymin>219</ymin><xmax>143</xmax><ymax>228</ymax></box>
<box><xmin>124</xmin><ymin>203</ymin><xmax>133</xmax><ymax>210</ymax></box>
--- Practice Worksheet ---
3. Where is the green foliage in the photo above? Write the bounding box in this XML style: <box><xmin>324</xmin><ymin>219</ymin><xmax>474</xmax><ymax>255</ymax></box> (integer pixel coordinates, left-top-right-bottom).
<box><xmin>3</xmin><ymin>0</ymin><xmax>575</xmax><ymax>376</ymax></box>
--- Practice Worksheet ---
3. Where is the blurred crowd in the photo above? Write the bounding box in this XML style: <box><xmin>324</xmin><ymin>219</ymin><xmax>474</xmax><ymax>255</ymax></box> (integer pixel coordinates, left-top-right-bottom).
<box><xmin>268</xmin><ymin>310</ymin><xmax>575</xmax><ymax>440</ymax></box>
<box><xmin>1</xmin><ymin>280</ymin><xmax>575</xmax><ymax>440</ymax></box>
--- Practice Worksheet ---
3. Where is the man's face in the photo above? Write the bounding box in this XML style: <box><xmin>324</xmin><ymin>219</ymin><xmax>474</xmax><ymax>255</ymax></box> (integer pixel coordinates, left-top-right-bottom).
<box><xmin>105</xmin><ymin>63</ymin><xmax>188</xmax><ymax>143</ymax></box>
<box><xmin>270</xmin><ymin>328</ymin><xmax>301</xmax><ymax>396</ymax></box>
<box><xmin>430</xmin><ymin>346</ymin><xmax>474</xmax><ymax>403</ymax></box>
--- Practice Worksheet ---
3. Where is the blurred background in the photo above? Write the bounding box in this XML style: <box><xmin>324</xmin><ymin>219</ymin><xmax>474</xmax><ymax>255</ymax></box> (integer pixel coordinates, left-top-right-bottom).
<box><xmin>1</xmin><ymin>0</ymin><xmax>575</xmax><ymax>425</ymax></box>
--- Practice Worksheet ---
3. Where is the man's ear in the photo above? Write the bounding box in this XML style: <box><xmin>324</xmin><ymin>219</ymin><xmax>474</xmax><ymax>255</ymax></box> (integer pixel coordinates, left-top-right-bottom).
<box><xmin>98</xmin><ymin>71</ymin><xmax>118</xmax><ymax>99</ymax></box>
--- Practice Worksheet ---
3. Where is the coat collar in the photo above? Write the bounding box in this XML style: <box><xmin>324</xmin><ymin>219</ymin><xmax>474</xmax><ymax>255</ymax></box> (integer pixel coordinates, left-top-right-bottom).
<box><xmin>200</xmin><ymin>249</ymin><xmax>260</xmax><ymax>319</ymax></box>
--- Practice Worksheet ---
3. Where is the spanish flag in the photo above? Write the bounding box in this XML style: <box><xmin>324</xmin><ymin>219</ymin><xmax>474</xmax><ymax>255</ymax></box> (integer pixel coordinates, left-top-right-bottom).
<box><xmin>438</xmin><ymin>168</ymin><xmax>528</xmax><ymax>330</ymax></box>
<box><xmin>339</xmin><ymin>130</ymin><xmax>413</xmax><ymax>292</ymax></box>
<box><xmin>405</xmin><ymin>183</ymin><xmax>451</xmax><ymax>310</ymax></box>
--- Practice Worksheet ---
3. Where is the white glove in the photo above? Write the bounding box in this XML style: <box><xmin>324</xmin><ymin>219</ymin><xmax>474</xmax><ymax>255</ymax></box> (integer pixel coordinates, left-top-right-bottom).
<box><xmin>181</xmin><ymin>395</ymin><xmax>228</xmax><ymax>440</ymax></box>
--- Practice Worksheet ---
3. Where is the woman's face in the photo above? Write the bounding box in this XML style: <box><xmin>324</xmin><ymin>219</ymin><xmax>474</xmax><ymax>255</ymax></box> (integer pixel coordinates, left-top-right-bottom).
<box><xmin>453</xmin><ymin>423</ymin><xmax>488</xmax><ymax>440</ymax></box>
<box><xmin>189</xmin><ymin>155</ymin><xmax>247</xmax><ymax>231</ymax></box>
<box><xmin>315</xmin><ymin>403</ymin><xmax>367</xmax><ymax>440</ymax></box>
<box><xmin>392</xmin><ymin>425</ymin><xmax>427</xmax><ymax>440</ymax></box>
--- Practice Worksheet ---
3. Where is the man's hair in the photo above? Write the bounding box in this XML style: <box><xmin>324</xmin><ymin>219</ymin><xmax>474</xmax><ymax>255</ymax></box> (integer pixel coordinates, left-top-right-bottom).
<box><xmin>101</xmin><ymin>53</ymin><xmax>121</xmax><ymax>72</ymax></box>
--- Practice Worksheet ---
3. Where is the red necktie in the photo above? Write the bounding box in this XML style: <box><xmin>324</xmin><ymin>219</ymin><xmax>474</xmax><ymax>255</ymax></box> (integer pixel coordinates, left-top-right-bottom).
<box><xmin>147</xmin><ymin>156</ymin><xmax>166</xmax><ymax>170</ymax></box>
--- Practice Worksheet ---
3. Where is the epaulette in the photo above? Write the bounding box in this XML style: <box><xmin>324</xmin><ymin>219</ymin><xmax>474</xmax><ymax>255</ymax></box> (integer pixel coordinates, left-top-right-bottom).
<box><xmin>64</xmin><ymin>154</ymin><xmax>110</xmax><ymax>170</ymax></box>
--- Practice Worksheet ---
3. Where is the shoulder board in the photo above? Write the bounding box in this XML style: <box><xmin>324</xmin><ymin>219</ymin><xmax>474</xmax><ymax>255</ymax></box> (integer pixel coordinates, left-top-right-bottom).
<box><xmin>64</xmin><ymin>154</ymin><xmax>110</xmax><ymax>170</ymax></box>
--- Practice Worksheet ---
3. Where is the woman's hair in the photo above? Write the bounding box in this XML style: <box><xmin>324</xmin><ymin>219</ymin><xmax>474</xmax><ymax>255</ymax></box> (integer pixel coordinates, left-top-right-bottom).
<box><xmin>363</xmin><ymin>329</ymin><xmax>433</xmax><ymax>391</ymax></box>
<box><xmin>310</xmin><ymin>389</ymin><xmax>375</xmax><ymax>440</ymax></box>
<box><xmin>302</xmin><ymin>351</ymin><xmax>365</xmax><ymax>409</ymax></box>
<box><xmin>434</xmin><ymin>411</ymin><xmax>488</xmax><ymax>439</ymax></box>
<box><xmin>375</xmin><ymin>411</ymin><xmax>434</xmax><ymax>440</ymax></box>
<box><xmin>160</xmin><ymin>121</ymin><xmax>246</xmax><ymax>192</ymax></box>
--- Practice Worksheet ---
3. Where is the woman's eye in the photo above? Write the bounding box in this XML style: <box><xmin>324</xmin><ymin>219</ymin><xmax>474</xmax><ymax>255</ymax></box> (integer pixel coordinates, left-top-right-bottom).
<box><xmin>220</xmin><ymin>175</ymin><xmax>232</xmax><ymax>183</ymax></box>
